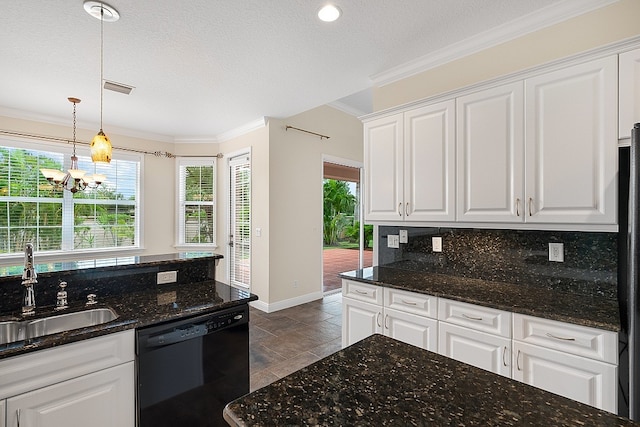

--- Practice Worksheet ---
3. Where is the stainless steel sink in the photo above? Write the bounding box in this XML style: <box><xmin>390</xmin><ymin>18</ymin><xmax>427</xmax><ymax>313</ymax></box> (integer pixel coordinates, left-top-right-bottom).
<box><xmin>0</xmin><ymin>308</ymin><xmax>118</xmax><ymax>345</ymax></box>
<box><xmin>0</xmin><ymin>321</ymin><xmax>26</xmax><ymax>345</ymax></box>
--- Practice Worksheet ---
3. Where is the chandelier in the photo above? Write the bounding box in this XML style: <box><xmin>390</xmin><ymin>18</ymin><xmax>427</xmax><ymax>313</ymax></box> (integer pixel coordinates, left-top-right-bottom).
<box><xmin>40</xmin><ymin>98</ymin><xmax>106</xmax><ymax>193</ymax></box>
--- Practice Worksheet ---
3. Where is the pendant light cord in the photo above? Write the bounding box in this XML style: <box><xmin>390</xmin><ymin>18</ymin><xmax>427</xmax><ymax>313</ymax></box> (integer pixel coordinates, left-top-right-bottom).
<box><xmin>72</xmin><ymin>101</ymin><xmax>77</xmax><ymax>156</ymax></box>
<box><xmin>99</xmin><ymin>3</ymin><xmax>104</xmax><ymax>131</ymax></box>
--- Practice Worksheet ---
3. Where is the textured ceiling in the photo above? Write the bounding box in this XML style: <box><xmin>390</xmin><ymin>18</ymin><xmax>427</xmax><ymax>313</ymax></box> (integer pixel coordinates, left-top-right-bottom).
<box><xmin>0</xmin><ymin>0</ymin><xmax>605</xmax><ymax>141</ymax></box>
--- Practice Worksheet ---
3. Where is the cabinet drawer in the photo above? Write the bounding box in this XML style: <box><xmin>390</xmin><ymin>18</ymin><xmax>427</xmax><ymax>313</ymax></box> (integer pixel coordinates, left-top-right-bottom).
<box><xmin>342</xmin><ymin>280</ymin><xmax>383</xmax><ymax>305</ymax></box>
<box><xmin>513</xmin><ymin>314</ymin><xmax>617</xmax><ymax>364</ymax></box>
<box><xmin>384</xmin><ymin>287</ymin><xmax>437</xmax><ymax>318</ymax></box>
<box><xmin>438</xmin><ymin>298</ymin><xmax>511</xmax><ymax>338</ymax></box>
<box><xmin>0</xmin><ymin>329</ymin><xmax>134</xmax><ymax>400</ymax></box>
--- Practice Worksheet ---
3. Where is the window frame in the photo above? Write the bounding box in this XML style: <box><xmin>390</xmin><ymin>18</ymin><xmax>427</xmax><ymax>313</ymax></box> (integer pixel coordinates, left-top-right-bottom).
<box><xmin>175</xmin><ymin>157</ymin><xmax>217</xmax><ymax>250</ymax></box>
<box><xmin>0</xmin><ymin>136</ymin><xmax>143</xmax><ymax>265</ymax></box>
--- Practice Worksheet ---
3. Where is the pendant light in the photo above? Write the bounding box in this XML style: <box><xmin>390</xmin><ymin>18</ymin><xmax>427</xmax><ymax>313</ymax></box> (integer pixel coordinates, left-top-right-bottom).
<box><xmin>86</xmin><ymin>1</ymin><xmax>118</xmax><ymax>164</ymax></box>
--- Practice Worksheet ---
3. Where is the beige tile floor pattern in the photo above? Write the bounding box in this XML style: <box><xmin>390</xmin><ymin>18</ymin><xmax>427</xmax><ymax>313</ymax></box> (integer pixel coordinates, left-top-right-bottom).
<box><xmin>248</xmin><ymin>293</ymin><xmax>343</xmax><ymax>392</ymax></box>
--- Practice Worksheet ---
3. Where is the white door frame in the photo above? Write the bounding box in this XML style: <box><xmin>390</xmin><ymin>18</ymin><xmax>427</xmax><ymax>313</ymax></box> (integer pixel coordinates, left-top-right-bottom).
<box><xmin>227</xmin><ymin>148</ymin><xmax>252</xmax><ymax>290</ymax></box>
<box><xmin>322</xmin><ymin>154</ymin><xmax>364</xmax><ymax>294</ymax></box>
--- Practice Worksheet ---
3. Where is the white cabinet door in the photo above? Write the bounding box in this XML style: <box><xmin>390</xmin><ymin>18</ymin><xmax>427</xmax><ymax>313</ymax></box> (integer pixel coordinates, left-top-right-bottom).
<box><xmin>456</xmin><ymin>82</ymin><xmax>524</xmax><ymax>222</ymax></box>
<box><xmin>525</xmin><ymin>56</ymin><xmax>617</xmax><ymax>225</ymax></box>
<box><xmin>438</xmin><ymin>322</ymin><xmax>511</xmax><ymax>378</ymax></box>
<box><xmin>383</xmin><ymin>307</ymin><xmax>438</xmax><ymax>352</ymax></box>
<box><xmin>513</xmin><ymin>341</ymin><xmax>617</xmax><ymax>413</ymax></box>
<box><xmin>364</xmin><ymin>113</ymin><xmax>404</xmax><ymax>222</ymax></box>
<box><xmin>619</xmin><ymin>48</ymin><xmax>640</xmax><ymax>140</ymax></box>
<box><xmin>342</xmin><ymin>297</ymin><xmax>382</xmax><ymax>347</ymax></box>
<box><xmin>404</xmin><ymin>100</ymin><xmax>456</xmax><ymax>221</ymax></box>
<box><xmin>6</xmin><ymin>362</ymin><xmax>135</xmax><ymax>427</ymax></box>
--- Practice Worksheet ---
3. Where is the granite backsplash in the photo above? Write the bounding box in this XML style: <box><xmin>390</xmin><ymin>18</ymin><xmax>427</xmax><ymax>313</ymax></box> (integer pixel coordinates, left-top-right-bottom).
<box><xmin>378</xmin><ymin>226</ymin><xmax>617</xmax><ymax>300</ymax></box>
<box><xmin>0</xmin><ymin>253</ymin><xmax>220</xmax><ymax>315</ymax></box>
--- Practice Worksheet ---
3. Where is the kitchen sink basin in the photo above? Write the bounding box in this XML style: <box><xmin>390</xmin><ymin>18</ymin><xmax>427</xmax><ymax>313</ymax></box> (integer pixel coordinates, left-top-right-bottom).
<box><xmin>0</xmin><ymin>308</ymin><xmax>118</xmax><ymax>345</ymax></box>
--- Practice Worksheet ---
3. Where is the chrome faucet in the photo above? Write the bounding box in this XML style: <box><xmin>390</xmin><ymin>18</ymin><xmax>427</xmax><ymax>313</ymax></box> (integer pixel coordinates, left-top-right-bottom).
<box><xmin>21</xmin><ymin>243</ymin><xmax>37</xmax><ymax>315</ymax></box>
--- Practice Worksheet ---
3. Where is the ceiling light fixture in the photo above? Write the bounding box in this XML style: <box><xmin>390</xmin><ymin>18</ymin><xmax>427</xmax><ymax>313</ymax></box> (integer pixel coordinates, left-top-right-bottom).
<box><xmin>318</xmin><ymin>4</ymin><xmax>341</xmax><ymax>22</ymax></box>
<box><xmin>84</xmin><ymin>1</ymin><xmax>119</xmax><ymax>164</ymax></box>
<box><xmin>40</xmin><ymin>98</ymin><xmax>106</xmax><ymax>193</ymax></box>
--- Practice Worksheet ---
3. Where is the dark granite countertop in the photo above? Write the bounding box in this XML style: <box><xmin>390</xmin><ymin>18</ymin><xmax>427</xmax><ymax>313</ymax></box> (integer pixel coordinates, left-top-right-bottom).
<box><xmin>0</xmin><ymin>254</ymin><xmax>257</xmax><ymax>360</ymax></box>
<box><xmin>340</xmin><ymin>266</ymin><xmax>620</xmax><ymax>332</ymax></box>
<box><xmin>224</xmin><ymin>334</ymin><xmax>636</xmax><ymax>427</ymax></box>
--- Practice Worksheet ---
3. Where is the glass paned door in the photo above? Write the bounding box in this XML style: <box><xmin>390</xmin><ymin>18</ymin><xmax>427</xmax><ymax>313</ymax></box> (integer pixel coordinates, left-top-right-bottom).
<box><xmin>229</xmin><ymin>155</ymin><xmax>251</xmax><ymax>289</ymax></box>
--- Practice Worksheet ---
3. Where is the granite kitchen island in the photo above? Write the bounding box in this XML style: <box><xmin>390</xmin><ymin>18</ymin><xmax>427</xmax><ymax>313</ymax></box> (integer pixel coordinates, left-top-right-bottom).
<box><xmin>224</xmin><ymin>334</ymin><xmax>637</xmax><ymax>426</ymax></box>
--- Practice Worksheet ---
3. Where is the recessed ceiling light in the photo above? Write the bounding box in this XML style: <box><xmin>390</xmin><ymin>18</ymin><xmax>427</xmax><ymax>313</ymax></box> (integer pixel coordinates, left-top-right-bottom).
<box><xmin>318</xmin><ymin>4</ymin><xmax>341</xmax><ymax>22</ymax></box>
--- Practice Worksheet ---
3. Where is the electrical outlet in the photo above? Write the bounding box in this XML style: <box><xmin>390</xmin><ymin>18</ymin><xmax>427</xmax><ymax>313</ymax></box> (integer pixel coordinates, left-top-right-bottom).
<box><xmin>388</xmin><ymin>235</ymin><xmax>400</xmax><ymax>248</ymax></box>
<box><xmin>399</xmin><ymin>229</ymin><xmax>408</xmax><ymax>244</ymax></box>
<box><xmin>157</xmin><ymin>271</ymin><xmax>178</xmax><ymax>284</ymax></box>
<box><xmin>548</xmin><ymin>243</ymin><xmax>564</xmax><ymax>262</ymax></box>
<box><xmin>432</xmin><ymin>236</ymin><xmax>443</xmax><ymax>252</ymax></box>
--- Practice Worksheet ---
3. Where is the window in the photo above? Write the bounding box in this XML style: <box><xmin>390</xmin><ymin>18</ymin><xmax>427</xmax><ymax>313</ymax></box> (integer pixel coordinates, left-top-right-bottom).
<box><xmin>0</xmin><ymin>139</ymin><xmax>140</xmax><ymax>257</ymax></box>
<box><xmin>177</xmin><ymin>158</ymin><xmax>216</xmax><ymax>247</ymax></box>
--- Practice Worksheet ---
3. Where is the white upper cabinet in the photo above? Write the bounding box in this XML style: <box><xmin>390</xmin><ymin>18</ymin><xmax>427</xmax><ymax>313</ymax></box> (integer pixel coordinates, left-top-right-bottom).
<box><xmin>364</xmin><ymin>113</ymin><xmax>404</xmax><ymax>222</ymax></box>
<box><xmin>456</xmin><ymin>82</ymin><xmax>524</xmax><ymax>223</ymax></box>
<box><xmin>364</xmin><ymin>100</ymin><xmax>455</xmax><ymax>223</ymax></box>
<box><xmin>525</xmin><ymin>56</ymin><xmax>617</xmax><ymax>225</ymax></box>
<box><xmin>403</xmin><ymin>101</ymin><xmax>456</xmax><ymax>222</ymax></box>
<box><xmin>619</xmin><ymin>48</ymin><xmax>640</xmax><ymax>140</ymax></box>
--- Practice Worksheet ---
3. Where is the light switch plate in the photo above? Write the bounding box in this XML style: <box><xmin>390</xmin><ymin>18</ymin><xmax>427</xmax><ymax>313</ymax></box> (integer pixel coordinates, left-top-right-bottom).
<box><xmin>432</xmin><ymin>237</ymin><xmax>443</xmax><ymax>252</ymax></box>
<box><xmin>157</xmin><ymin>271</ymin><xmax>178</xmax><ymax>284</ymax></box>
<box><xmin>549</xmin><ymin>243</ymin><xmax>564</xmax><ymax>262</ymax></box>
<box><xmin>399</xmin><ymin>229</ymin><xmax>408</xmax><ymax>244</ymax></box>
<box><xmin>388</xmin><ymin>235</ymin><xmax>400</xmax><ymax>248</ymax></box>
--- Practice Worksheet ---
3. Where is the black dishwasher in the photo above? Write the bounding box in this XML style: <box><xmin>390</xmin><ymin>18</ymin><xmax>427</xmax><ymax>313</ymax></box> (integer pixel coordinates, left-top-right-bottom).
<box><xmin>136</xmin><ymin>304</ymin><xmax>249</xmax><ymax>427</ymax></box>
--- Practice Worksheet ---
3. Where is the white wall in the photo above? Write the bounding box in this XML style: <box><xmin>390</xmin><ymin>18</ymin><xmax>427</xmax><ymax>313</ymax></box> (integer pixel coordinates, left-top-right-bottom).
<box><xmin>267</xmin><ymin>105</ymin><xmax>363</xmax><ymax>308</ymax></box>
<box><xmin>374</xmin><ymin>0</ymin><xmax>640</xmax><ymax>111</ymax></box>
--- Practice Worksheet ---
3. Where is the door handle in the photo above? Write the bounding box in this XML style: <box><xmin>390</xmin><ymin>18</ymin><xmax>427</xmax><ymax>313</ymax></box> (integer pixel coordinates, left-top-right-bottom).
<box><xmin>545</xmin><ymin>332</ymin><xmax>576</xmax><ymax>341</ymax></box>
<box><xmin>516</xmin><ymin>349</ymin><xmax>522</xmax><ymax>371</ymax></box>
<box><xmin>16</xmin><ymin>409</ymin><xmax>21</xmax><ymax>427</ymax></box>
<box><xmin>528</xmin><ymin>197</ymin><xmax>533</xmax><ymax>216</ymax></box>
<box><xmin>462</xmin><ymin>313</ymin><xmax>483</xmax><ymax>321</ymax></box>
<box><xmin>516</xmin><ymin>198</ymin><xmax>520</xmax><ymax>217</ymax></box>
<box><xmin>502</xmin><ymin>346</ymin><xmax>508</xmax><ymax>367</ymax></box>
<box><xmin>397</xmin><ymin>203</ymin><xmax>402</xmax><ymax>216</ymax></box>
<box><xmin>376</xmin><ymin>312</ymin><xmax>382</xmax><ymax>327</ymax></box>
<box><xmin>405</xmin><ymin>202</ymin><xmax>409</xmax><ymax>216</ymax></box>
<box><xmin>384</xmin><ymin>314</ymin><xmax>389</xmax><ymax>329</ymax></box>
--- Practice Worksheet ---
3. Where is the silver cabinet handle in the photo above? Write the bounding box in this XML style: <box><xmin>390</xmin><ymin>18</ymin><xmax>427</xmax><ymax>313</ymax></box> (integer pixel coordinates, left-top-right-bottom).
<box><xmin>401</xmin><ymin>299</ymin><xmax>417</xmax><ymax>306</ymax></box>
<box><xmin>502</xmin><ymin>346</ymin><xmax>508</xmax><ymax>367</ymax></box>
<box><xmin>462</xmin><ymin>313</ymin><xmax>483</xmax><ymax>321</ymax></box>
<box><xmin>405</xmin><ymin>202</ymin><xmax>409</xmax><ymax>216</ymax></box>
<box><xmin>376</xmin><ymin>312</ymin><xmax>382</xmax><ymax>328</ymax></box>
<box><xmin>385</xmin><ymin>314</ymin><xmax>389</xmax><ymax>329</ymax></box>
<box><xmin>545</xmin><ymin>332</ymin><xmax>576</xmax><ymax>341</ymax></box>
<box><xmin>398</xmin><ymin>203</ymin><xmax>402</xmax><ymax>216</ymax></box>
<box><xmin>528</xmin><ymin>197</ymin><xmax>533</xmax><ymax>216</ymax></box>
<box><xmin>355</xmin><ymin>289</ymin><xmax>369</xmax><ymax>295</ymax></box>
<box><xmin>516</xmin><ymin>349</ymin><xmax>521</xmax><ymax>371</ymax></box>
<box><xmin>516</xmin><ymin>198</ymin><xmax>520</xmax><ymax>217</ymax></box>
<box><xmin>17</xmin><ymin>409</ymin><xmax>21</xmax><ymax>427</ymax></box>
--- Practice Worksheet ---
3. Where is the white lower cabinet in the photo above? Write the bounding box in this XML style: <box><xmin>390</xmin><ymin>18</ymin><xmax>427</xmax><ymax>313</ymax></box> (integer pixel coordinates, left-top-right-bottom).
<box><xmin>438</xmin><ymin>321</ymin><xmax>511</xmax><ymax>378</ymax></box>
<box><xmin>513</xmin><ymin>341</ymin><xmax>617</xmax><ymax>413</ymax></box>
<box><xmin>342</xmin><ymin>281</ymin><xmax>438</xmax><ymax>351</ymax></box>
<box><xmin>0</xmin><ymin>330</ymin><xmax>135</xmax><ymax>427</ymax></box>
<box><xmin>342</xmin><ymin>296</ymin><xmax>383</xmax><ymax>347</ymax></box>
<box><xmin>6</xmin><ymin>363</ymin><xmax>134</xmax><ymax>427</ymax></box>
<box><xmin>384</xmin><ymin>307</ymin><xmax>437</xmax><ymax>351</ymax></box>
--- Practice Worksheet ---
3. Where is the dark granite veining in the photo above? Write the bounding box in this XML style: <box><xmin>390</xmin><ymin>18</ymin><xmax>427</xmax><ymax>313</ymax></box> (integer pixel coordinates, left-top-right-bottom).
<box><xmin>341</xmin><ymin>266</ymin><xmax>620</xmax><ymax>331</ymax></box>
<box><xmin>0</xmin><ymin>253</ymin><xmax>257</xmax><ymax>360</ymax></box>
<box><xmin>379</xmin><ymin>227</ymin><xmax>617</xmax><ymax>299</ymax></box>
<box><xmin>225</xmin><ymin>334</ymin><xmax>637</xmax><ymax>426</ymax></box>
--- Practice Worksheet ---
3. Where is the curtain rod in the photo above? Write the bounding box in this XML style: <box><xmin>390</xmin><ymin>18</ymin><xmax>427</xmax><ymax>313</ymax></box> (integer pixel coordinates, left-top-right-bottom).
<box><xmin>285</xmin><ymin>125</ymin><xmax>330</xmax><ymax>140</ymax></box>
<box><xmin>0</xmin><ymin>129</ymin><xmax>222</xmax><ymax>159</ymax></box>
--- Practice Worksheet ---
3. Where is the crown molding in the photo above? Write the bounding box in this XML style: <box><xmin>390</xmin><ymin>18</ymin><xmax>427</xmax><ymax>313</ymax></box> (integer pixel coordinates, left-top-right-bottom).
<box><xmin>371</xmin><ymin>0</ymin><xmax>619</xmax><ymax>87</ymax></box>
<box><xmin>215</xmin><ymin>117</ymin><xmax>268</xmax><ymax>143</ymax></box>
<box><xmin>0</xmin><ymin>105</ymin><xmax>175</xmax><ymax>143</ymax></box>
<box><xmin>328</xmin><ymin>100</ymin><xmax>369</xmax><ymax>117</ymax></box>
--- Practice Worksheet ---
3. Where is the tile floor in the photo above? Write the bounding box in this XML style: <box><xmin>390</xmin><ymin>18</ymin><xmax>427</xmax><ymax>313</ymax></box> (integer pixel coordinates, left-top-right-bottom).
<box><xmin>248</xmin><ymin>292</ymin><xmax>343</xmax><ymax>392</ymax></box>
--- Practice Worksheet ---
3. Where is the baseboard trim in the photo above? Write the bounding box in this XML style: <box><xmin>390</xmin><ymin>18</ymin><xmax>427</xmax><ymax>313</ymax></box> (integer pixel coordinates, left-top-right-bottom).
<box><xmin>250</xmin><ymin>291</ymin><xmax>324</xmax><ymax>313</ymax></box>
